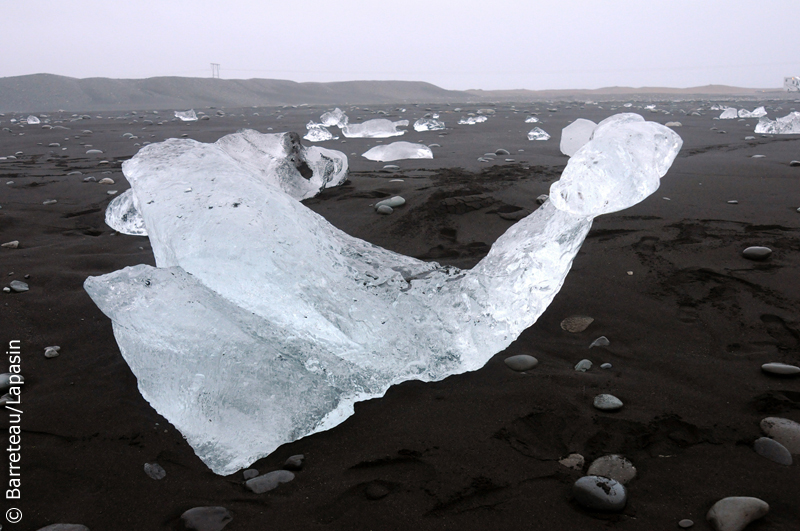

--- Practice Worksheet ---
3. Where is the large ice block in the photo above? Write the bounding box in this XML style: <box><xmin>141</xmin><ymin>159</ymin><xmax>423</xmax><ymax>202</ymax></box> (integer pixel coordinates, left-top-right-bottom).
<box><xmin>754</xmin><ymin>112</ymin><xmax>800</xmax><ymax>134</ymax></box>
<box><xmin>738</xmin><ymin>106</ymin><xmax>767</xmax><ymax>118</ymax></box>
<box><xmin>85</xmin><ymin>114</ymin><xmax>682</xmax><ymax>475</ymax></box>
<box><xmin>341</xmin><ymin>119</ymin><xmax>408</xmax><ymax>138</ymax></box>
<box><xmin>362</xmin><ymin>142</ymin><xmax>433</xmax><ymax>162</ymax></box>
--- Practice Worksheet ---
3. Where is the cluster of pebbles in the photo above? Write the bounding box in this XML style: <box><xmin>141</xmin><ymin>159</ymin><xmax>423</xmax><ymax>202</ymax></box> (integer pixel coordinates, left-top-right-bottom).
<box><xmin>501</xmin><ymin>309</ymin><xmax>798</xmax><ymax>530</ymax></box>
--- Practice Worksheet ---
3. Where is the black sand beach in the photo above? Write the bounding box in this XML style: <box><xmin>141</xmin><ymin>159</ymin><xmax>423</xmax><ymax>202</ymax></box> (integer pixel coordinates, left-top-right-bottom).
<box><xmin>1</xmin><ymin>99</ymin><xmax>799</xmax><ymax>530</ymax></box>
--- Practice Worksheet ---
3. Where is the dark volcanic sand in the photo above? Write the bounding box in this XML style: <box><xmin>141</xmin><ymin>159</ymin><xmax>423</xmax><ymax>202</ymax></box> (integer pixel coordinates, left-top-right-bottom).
<box><xmin>1</xmin><ymin>101</ymin><xmax>799</xmax><ymax>530</ymax></box>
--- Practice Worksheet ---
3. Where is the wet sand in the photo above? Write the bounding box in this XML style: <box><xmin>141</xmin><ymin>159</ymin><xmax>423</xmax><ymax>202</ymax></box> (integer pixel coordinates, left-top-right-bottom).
<box><xmin>1</xmin><ymin>100</ymin><xmax>799</xmax><ymax>530</ymax></box>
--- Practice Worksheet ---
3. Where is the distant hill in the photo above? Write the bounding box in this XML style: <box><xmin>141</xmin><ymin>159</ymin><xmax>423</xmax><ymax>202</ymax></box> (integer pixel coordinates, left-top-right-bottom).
<box><xmin>0</xmin><ymin>74</ymin><xmax>786</xmax><ymax>112</ymax></box>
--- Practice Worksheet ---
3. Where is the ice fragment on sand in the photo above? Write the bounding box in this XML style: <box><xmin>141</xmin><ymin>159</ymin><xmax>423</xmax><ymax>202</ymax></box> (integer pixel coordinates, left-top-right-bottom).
<box><xmin>175</xmin><ymin>109</ymin><xmax>198</xmax><ymax>122</ymax></box>
<box><xmin>304</xmin><ymin>122</ymin><xmax>338</xmax><ymax>142</ymax></box>
<box><xmin>144</xmin><ymin>462</ymin><xmax>166</xmax><ymax>479</ymax></box>
<box><xmin>246</xmin><ymin>470</ymin><xmax>294</xmax><ymax>493</ymax></box>
<box><xmin>754</xmin><ymin>112</ymin><xmax>800</xmax><ymax>134</ymax></box>
<box><xmin>560</xmin><ymin>119</ymin><xmax>596</xmax><ymax>156</ymax></box>
<box><xmin>738</xmin><ymin>106</ymin><xmax>767</xmax><ymax>118</ymax></box>
<box><xmin>719</xmin><ymin>108</ymin><xmax>738</xmax><ymax>119</ymax></box>
<box><xmin>27</xmin><ymin>115</ymin><xmax>40</xmax><ymax>125</ymax></box>
<box><xmin>342</xmin><ymin>119</ymin><xmax>407</xmax><ymax>138</ymax></box>
<box><xmin>589</xmin><ymin>336</ymin><xmax>609</xmax><ymax>348</ymax></box>
<box><xmin>414</xmin><ymin>116</ymin><xmax>445</xmax><ymax>132</ymax></box>
<box><xmin>524</xmin><ymin>116</ymin><xmax>540</xmax><ymax>123</ymax></box>
<box><xmin>84</xmin><ymin>114</ymin><xmax>681</xmax><ymax>475</ymax></box>
<box><xmin>362</xmin><ymin>142</ymin><xmax>432</xmax><ymax>162</ymax></box>
<box><xmin>103</xmin><ymin>131</ymin><xmax>348</xmax><ymax>236</ymax></box>
<box><xmin>527</xmin><ymin>127</ymin><xmax>550</xmax><ymax>141</ymax></box>
<box><xmin>458</xmin><ymin>115</ymin><xmax>487</xmax><ymax>125</ymax></box>
<box><xmin>572</xmin><ymin>476</ymin><xmax>627</xmax><ymax>511</ymax></box>
<box><xmin>593</xmin><ymin>394</ymin><xmax>623</xmax><ymax>411</ymax></box>
<box><xmin>320</xmin><ymin>108</ymin><xmax>348</xmax><ymax>128</ymax></box>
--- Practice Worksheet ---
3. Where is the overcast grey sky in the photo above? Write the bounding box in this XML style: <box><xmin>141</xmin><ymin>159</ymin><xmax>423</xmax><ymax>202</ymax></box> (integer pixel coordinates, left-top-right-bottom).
<box><xmin>3</xmin><ymin>0</ymin><xmax>798</xmax><ymax>90</ymax></box>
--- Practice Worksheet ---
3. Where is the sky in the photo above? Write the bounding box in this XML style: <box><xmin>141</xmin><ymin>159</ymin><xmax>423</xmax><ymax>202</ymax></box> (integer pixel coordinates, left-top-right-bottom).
<box><xmin>2</xmin><ymin>0</ymin><xmax>799</xmax><ymax>91</ymax></box>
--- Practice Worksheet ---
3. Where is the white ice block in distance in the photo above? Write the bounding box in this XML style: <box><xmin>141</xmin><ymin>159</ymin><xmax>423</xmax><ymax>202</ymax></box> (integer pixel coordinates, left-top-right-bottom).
<box><xmin>320</xmin><ymin>108</ymin><xmax>348</xmax><ymax>128</ymax></box>
<box><xmin>26</xmin><ymin>115</ymin><xmax>40</xmax><ymax>125</ymax></box>
<box><xmin>362</xmin><ymin>142</ymin><xmax>433</xmax><ymax>162</ymax></box>
<box><xmin>304</xmin><ymin>122</ymin><xmax>338</xmax><ymax>142</ymax></box>
<box><xmin>175</xmin><ymin>109</ymin><xmax>198</xmax><ymax>121</ymax></box>
<box><xmin>413</xmin><ymin>117</ymin><xmax>445</xmax><ymax>132</ymax></box>
<box><xmin>103</xmin><ymin>130</ymin><xmax>347</xmax><ymax>235</ymax></box>
<box><xmin>738</xmin><ymin>106</ymin><xmax>767</xmax><ymax>118</ymax></box>
<box><xmin>754</xmin><ymin>111</ymin><xmax>800</xmax><ymax>134</ymax></box>
<box><xmin>719</xmin><ymin>108</ymin><xmax>738</xmax><ymax>119</ymax></box>
<box><xmin>341</xmin><ymin>119</ymin><xmax>408</xmax><ymax>138</ymax></box>
<box><xmin>85</xmin><ymin>113</ymin><xmax>681</xmax><ymax>475</ymax></box>
<box><xmin>560</xmin><ymin>118</ymin><xmax>597</xmax><ymax>156</ymax></box>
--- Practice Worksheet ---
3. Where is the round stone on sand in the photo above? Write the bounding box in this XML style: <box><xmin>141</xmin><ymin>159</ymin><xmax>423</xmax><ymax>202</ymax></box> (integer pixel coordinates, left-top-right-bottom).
<box><xmin>593</xmin><ymin>394</ymin><xmax>623</xmax><ymax>411</ymax></box>
<box><xmin>760</xmin><ymin>417</ymin><xmax>800</xmax><ymax>453</ymax></box>
<box><xmin>181</xmin><ymin>507</ymin><xmax>232</xmax><ymax>531</ymax></box>
<box><xmin>144</xmin><ymin>462</ymin><xmax>166</xmax><ymax>480</ymax></box>
<box><xmin>365</xmin><ymin>482</ymin><xmax>390</xmax><ymax>500</ymax></box>
<box><xmin>376</xmin><ymin>205</ymin><xmax>393</xmax><ymax>215</ymax></box>
<box><xmin>375</xmin><ymin>196</ymin><xmax>405</xmax><ymax>209</ymax></box>
<box><xmin>600</xmin><ymin>363</ymin><xmax>613</xmax><ymax>369</ymax></box>
<box><xmin>44</xmin><ymin>346</ymin><xmax>61</xmax><ymax>358</ymax></box>
<box><xmin>98</xmin><ymin>177</ymin><xmax>115</xmax><ymax>184</ymax></box>
<box><xmin>789</xmin><ymin>160</ymin><xmax>800</xmax><ymax>167</ymax></box>
<box><xmin>561</xmin><ymin>315</ymin><xmax>594</xmax><ymax>333</ymax></box>
<box><xmin>242</xmin><ymin>468</ymin><xmax>258</xmax><ymax>480</ymax></box>
<box><xmin>761</xmin><ymin>362</ymin><xmax>800</xmax><ymax>376</ymax></box>
<box><xmin>35</xmin><ymin>525</ymin><xmax>90</xmax><ymax>531</ymax></box>
<box><xmin>245</xmin><ymin>469</ymin><xmax>294</xmax><ymax>493</ymax></box>
<box><xmin>678</xmin><ymin>519</ymin><xmax>694</xmax><ymax>528</ymax></box>
<box><xmin>574</xmin><ymin>359</ymin><xmax>592</xmax><ymax>372</ymax></box>
<box><xmin>572</xmin><ymin>475</ymin><xmax>627</xmax><ymax>511</ymax></box>
<box><xmin>558</xmin><ymin>453</ymin><xmax>584</xmax><ymax>470</ymax></box>
<box><xmin>504</xmin><ymin>354</ymin><xmax>538</xmax><ymax>371</ymax></box>
<box><xmin>706</xmin><ymin>497</ymin><xmax>768</xmax><ymax>531</ymax></box>
<box><xmin>753</xmin><ymin>437</ymin><xmax>792</xmax><ymax>465</ymax></box>
<box><xmin>1</xmin><ymin>240</ymin><xmax>19</xmax><ymax>248</ymax></box>
<box><xmin>586</xmin><ymin>455</ymin><xmax>637</xmax><ymax>484</ymax></box>
<box><xmin>590</xmin><ymin>336</ymin><xmax>609</xmax><ymax>348</ymax></box>
<box><xmin>283</xmin><ymin>454</ymin><xmax>304</xmax><ymax>470</ymax></box>
<box><xmin>9</xmin><ymin>280</ymin><xmax>28</xmax><ymax>292</ymax></box>
<box><xmin>742</xmin><ymin>246</ymin><xmax>772</xmax><ymax>261</ymax></box>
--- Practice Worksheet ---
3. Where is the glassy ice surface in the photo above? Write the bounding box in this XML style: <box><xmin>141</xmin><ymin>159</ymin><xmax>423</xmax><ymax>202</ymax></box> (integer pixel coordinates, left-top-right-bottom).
<box><xmin>341</xmin><ymin>119</ymin><xmax>408</xmax><ymax>138</ymax></box>
<box><xmin>26</xmin><ymin>115</ymin><xmax>40</xmax><ymax>125</ymax></box>
<box><xmin>413</xmin><ymin>117</ymin><xmax>445</xmax><ymax>132</ymax></box>
<box><xmin>525</xmin><ymin>116</ymin><xmax>540</xmax><ymax>123</ymax></box>
<box><xmin>458</xmin><ymin>115</ymin><xmax>488</xmax><ymax>125</ymax></box>
<box><xmin>85</xmin><ymin>114</ymin><xmax>682</xmax><ymax>475</ymax></box>
<box><xmin>104</xmin><ymin>130</ymin><xmax>348</xmax><ymax>236</ymax></box>
<box><xmin>754</xmin><ymin>112</ymin><xmax>800</xmax><ymax>134</ymax></box>
<box><xmin>362</xmin><ymin>142</ymin><xmax>433</xmax><ymax>162</ymax></box>
<box><xmin>560</xmin><ymin>118</ymin><xmax>596</xmax><ymax>156</ymax></box>
<box><xmin>175</xmin><ymin>109</ymin><xmax>198</xmax><ymax>122</ymax></box>
<box><xmin>320</xmin><ymin>108</ymin><xmax>348</xmax><ymax>128</ymax></box>
<box><xmin>719</xmin><ymin>108</ymin><xmax>738</xmax><ymax>119</ymax></box>
<box><xmin>738</xmin><ymin>106</ymin><xmax>767</xmax><ymax>118</ymax></box>
<box><xmin>527</xmin><ymin>127</ymin><xmax>551</xmax><ymax>141</ymax></box>
<box><xmin>304</xmin><ymin>122</ymin><xmax>338</xmax><ymax>142</ymax></box>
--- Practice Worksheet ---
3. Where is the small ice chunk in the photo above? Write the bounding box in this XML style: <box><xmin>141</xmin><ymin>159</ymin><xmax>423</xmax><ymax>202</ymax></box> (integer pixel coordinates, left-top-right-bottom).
<box><xmin>527</xmin><ymin>127</ymin><xmax>550</xmax><ymax>141</ymax></box>
<box><xmin>362</xmin><ymin>142</ymin><xmax>432</xmax><ymax>162</ymax></box>
<box><xmin>719</xmin><ymin>108</ymin><xmax>738</xmax><ymax>119</ymax></box>
<box><xmin>458</xmin><ymin>115</ymin><xmax>488</xmax><ymax>125</ymax></box>
<box><xmin>413</xmin><ymin>117</ymin><xmax>445</xmax><ymax>132</ymax></box>
<box><xmin>175</xmin><ymin>109</ymin><xmax>198</xmax><ymax>122</ymax></box>
<box><xmin>320</xmin><ymin>108</ymin><xmax>348</xmax><ymax>128</ymax></box>
<box><xmin>560</xmin><ymin>119</ymin><xmax>596</xmax><ymax>156</ymax></box>
<box><xmin>26</xmin><ymin>115</ymin><xmax>40</xmax><ymax>125</ymax></box>
<box><xmin>524</xmin><ymin>116</ymin><xmax>540</xmax><ymax>123</ymax></box>
<box><xmin>304</xmin><ymin>122</ymin><xmax>338</xmax><ymax>142</ymax></box>
<box><xmin>341</xmin><ymin>119</ymin><xmax>407</xmax><ymax>138</ymax></box>
<box><xmin>738</xmin><ymin>106</ymin><xmax>767</xmax><ymax>118</ymax></box>
<box><xmin>754</xmin><ymin>112</ymin><xmax>800</xmax><ymax>134</ymax></box>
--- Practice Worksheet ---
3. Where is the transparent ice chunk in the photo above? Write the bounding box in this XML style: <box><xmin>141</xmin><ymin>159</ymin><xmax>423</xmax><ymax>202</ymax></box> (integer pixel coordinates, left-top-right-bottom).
<box><xmin>527</xmin><ymin>127</ymin><xmax>550</xmax><ymax>141</ymax></box>
<box><xmin>754</xmin><ymin>112</ymin><xmax>800</xmax><ymax>134</ymax></box>
<box><xmin>362</xmin><ymin>142</ymin><xmax>433</xmax><ymax>162</ymax></box>
<box><xmin>458</xmin><ymin>115</ymin><xmax>488</xmax><ymax>125</ymax></box>
<box><xmin>413</xmin><ymin>116</ymin><xmax>445</xmax><ymax>132</ymax></box>
<box><xmin>719</xmin><ymin>108</ymin><xmax>738</xmax><ymax>119</ymax></box>
<box><xmin>304</xmin><ymin>122</ymin><xmax>338</xmax><ymax>142</ymax></box>
<box><xmin>340</xmin><ymin>119</ymin><xmax>408</xmax><ymax>138</ymax></box>
<box><xmin>320</xmin><ymin>108</ymin><xmax>348</xmax><ymax>128</ymax></box>
<box><xmin>175</xmin><ymin>109</ymin><xmax>198</xmax><ymax>122</ymax></box>
<box><xmin>524</xmin><ymin>116</ymin><xmax>540</xmax><ymax>123</ymax></box>
<box><xmin>738</xmin><ymin>106</ymin><xmax>767</xmax><ymax>118</ymax></box>
<box><xmin>560</xmin><ymin>119</ymin><xmax>596</xmax><ymax>156</ymax></box>
<box><xmin>106</xmin><ymin>190</ymin><xmax>147</xmax><ymax>236</ymax></box>
<box><xmin>84</xmin><ymin>113</ymin><xmax>682</xmax><ymax>475</ymax></box>
<box><xmin>26</xmin><ymin>115</ymin><xmax>40</xmax><ymax>125</ymax></box>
